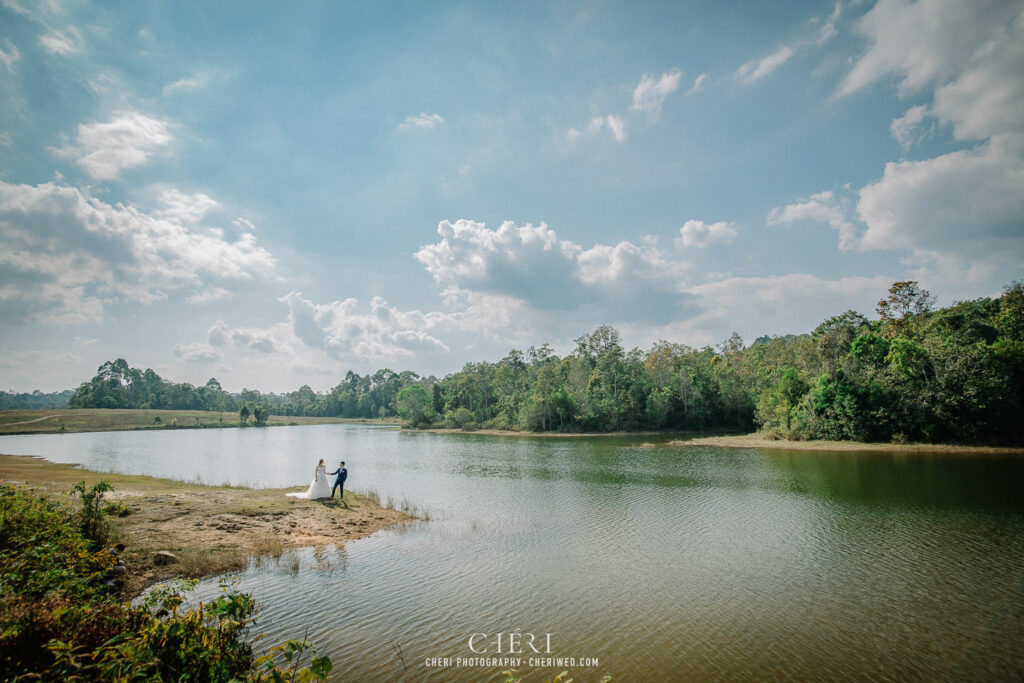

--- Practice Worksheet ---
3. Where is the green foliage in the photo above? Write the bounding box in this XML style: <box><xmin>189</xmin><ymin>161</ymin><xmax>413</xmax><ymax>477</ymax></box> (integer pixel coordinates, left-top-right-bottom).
<box><xmin>0</xmin><ymin>484</ymin><xmax>333</xmax><ymax>682</ymax></box>
<box><xmin>55</xmin><ymin>279</ymin><xmax>1024</xmax><ymax>445</ymax></box>
<box><xmin>71</xmin><ymin>480</ymin><xmax>112</xmax><ymax>545</ymax></box>
<box><xmin>396</xmin><ymin>384</ymin><xmax>434</xmax><ymax>428</ymax></box>
<box><xmin>252</xmin><ymin>405</ymin><xmax>269</xmax><ymax>427</ymax></box>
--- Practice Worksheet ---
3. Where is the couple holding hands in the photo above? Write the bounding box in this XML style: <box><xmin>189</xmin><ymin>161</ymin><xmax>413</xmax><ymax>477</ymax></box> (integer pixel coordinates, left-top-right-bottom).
<box><xmin>287</xmin><ymin>459</ymin><xmax>347</xmax><ymax>502</ymax></box>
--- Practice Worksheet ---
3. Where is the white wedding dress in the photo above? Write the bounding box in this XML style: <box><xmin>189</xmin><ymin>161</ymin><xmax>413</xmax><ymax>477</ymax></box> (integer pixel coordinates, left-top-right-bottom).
<box><xmin>287</xmin><ymin>464</ymin><xmax>332</xmax><ymax>499</ymax></box>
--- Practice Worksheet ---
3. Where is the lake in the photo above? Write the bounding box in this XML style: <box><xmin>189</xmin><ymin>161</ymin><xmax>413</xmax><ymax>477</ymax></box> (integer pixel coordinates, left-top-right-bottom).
<box><xmin>1</xmin><ymin>425</ymin><xmax>1022</xmax><ymax>681</ymax></box>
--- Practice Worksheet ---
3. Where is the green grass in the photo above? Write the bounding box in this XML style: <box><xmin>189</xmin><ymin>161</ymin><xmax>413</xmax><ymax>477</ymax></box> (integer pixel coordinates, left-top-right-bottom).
<box><xmin>0</xmin><ymin>408</ymin><xmax>399</xmax><ymax>435</ymax></box>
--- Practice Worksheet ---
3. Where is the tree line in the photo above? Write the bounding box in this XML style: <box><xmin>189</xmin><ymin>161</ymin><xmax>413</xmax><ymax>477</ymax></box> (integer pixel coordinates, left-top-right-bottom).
<box><xmin>62</xmin><ymin>280</ymin><xmax>1023</xmax><ymax>445</ymax></box>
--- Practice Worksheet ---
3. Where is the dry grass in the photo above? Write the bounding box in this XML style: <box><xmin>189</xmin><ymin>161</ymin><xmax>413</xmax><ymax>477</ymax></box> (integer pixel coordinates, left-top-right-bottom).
<box><xmin>0</xmin><ymin>454</ymin><xmax>413</xmax><ymax>596</ymax></box>
<box><xmin>0</xmin><ymin>408</ymin><xmax>399</xmax><ymax>435</ymax></box>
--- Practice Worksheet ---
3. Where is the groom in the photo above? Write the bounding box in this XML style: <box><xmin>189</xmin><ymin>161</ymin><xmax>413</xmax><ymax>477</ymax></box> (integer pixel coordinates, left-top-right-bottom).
<box><xmin>329</xmin><ymin>461</ymin><xmax>347</xmax><ymax>505</ymax></box>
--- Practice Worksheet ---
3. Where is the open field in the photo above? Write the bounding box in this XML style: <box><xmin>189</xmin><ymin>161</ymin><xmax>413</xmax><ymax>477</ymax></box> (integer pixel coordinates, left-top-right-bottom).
<box><xmin>673</xmin><ymin>433</ymin><xmax>1024</xmax><ymax>454</ymax></box>
<box><xmin>0</xmin><ymin>454</ymin><xmax>412</xmax><ymax>595</ymax></box>
<box><xmin>0</xmin><ymin>408</ymin><xmax>399</xmax><ymax>435</ymax></box>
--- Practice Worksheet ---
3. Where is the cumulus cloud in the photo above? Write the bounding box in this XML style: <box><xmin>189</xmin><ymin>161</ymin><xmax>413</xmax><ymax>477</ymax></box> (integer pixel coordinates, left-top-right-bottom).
<box><xmin>278</xmin><ymin>292</ymin><xmax>451</xmax><ymax>361</ymax></box>
<box><xmin>399</xmin><ymin>112</ymin><xmax>445</xmax><ymax>130</ymax></box>
<box><xmin>677</xmin><ymin>220</ymin><xmax>738</xmax><ymax>248</ymax></box>
<box><xmin>155</xmin><ymin>189</ymin><xmax>222</xmax><ymax>225</ymax></box>
<box><xmin>172</xmin><ymin>342</ymin><xmax>222</xmax><ymax>363</ymax></box>
<box><xmin>832</xmin><ymin>0</ymin><xmax>1024</xmax><ymax>271</ymax></box>
<box><xmin>567</xmin><ymin>115</ymin><xmax>626</xmax><ymax>143</ymax></box>
<box><xmin>0</xmin><ymin>180</ymin><xmax>276</xmax><ymax>323</ymax></box>
<box><xmin>186</xmin><ymin>287</ymin><xmax>233</xmax><ymax>304</ymax></box>
<box><xmin>768</xmin><ymin>190</ymin><xmax>858</xmax><ymax>250</ymax></box>
<box><xmin>672</xmin><ymin>273</ymin><xmax>892</xmax><ymax>345</ymax></box>
<box><xmin>631</xmin><ymin>68</ymin><xmax>682</xmax><ymax>113</ymax></box>
<box><xmin>52</xmin><ymin>111</ymin><xmax>172</xmax><ymax>180</ymax></box>
<box><xmin>414</xmin><ymin>219</ymin><xmax>692</xmax><ymax>322</ymax></box>
<box><xmin>890</xmin><ymin>104</ymin><xmax>932</xmax><ymax>150</ymax></box>
<box><xmin>857</xmin><ymin>137</ymin><xmax>1024</xmax><ymax>265</ymax></box>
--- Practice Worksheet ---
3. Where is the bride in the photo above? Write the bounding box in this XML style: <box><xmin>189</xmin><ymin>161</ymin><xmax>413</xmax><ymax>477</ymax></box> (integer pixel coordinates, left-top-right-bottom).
<box><xmin>287</xmin><ymin>459</ymin><xmax>332</xmax><ymax>500</ymax></box>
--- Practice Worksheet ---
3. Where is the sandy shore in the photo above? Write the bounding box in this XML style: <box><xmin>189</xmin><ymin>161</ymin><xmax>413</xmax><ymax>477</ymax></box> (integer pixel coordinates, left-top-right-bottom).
<box><xmin>0</xmin><ymin>454</ymin><xmax>412</xmax><ymax>595</ymax></box>
<box><xmin>672</xmin><ymin>433</ymin><xmax>1024</xmax><ymax>454</ymax></box>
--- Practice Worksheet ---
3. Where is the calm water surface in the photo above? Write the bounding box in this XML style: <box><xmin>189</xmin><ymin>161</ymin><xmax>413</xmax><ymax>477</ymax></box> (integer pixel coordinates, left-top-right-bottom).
<box><xmin>2</xmin><ymin>425</ymin><xmax>1022</xmax><ymax>682</ymax></box>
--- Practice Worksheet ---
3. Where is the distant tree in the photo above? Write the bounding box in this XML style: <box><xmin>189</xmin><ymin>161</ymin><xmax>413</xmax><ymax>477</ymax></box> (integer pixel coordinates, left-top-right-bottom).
<box><xmin>877</xmin><ymin>281</ymin><xmax>935</xmax><ymax>334</ymax></box>
<box><xmin>239</xmin><ymin>404</ymin><xmax>251</xmax><ymax>425</ymax></box>
<box><xmin>396</xmin><ymin>385</ymin><xmax>433</xmax><ymax>428</ymax></box>
<box><xmin>252</xmin><ymin>405</ymin><xmax>269</xmax><ymax>427</ymax></box>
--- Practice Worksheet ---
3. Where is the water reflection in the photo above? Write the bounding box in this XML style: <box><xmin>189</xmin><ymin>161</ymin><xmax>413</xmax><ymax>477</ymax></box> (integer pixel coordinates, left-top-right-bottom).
<box><xmin>1</xmin><ymin>427</ymin><xmax>1022</xmax><ymax>681</ymax></box>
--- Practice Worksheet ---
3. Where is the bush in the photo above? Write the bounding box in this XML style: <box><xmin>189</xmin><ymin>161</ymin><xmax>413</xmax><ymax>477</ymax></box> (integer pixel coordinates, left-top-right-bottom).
<box><xmin>0</xmin><ymin>483</ymin><xmax>332</xmax><ymax>682</ymax></box>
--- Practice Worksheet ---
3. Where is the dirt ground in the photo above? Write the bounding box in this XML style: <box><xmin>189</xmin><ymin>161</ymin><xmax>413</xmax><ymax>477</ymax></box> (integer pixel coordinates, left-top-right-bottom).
<box><xmin>0</xmin><ymin>454</ymin><xmax>412</xmax><ymax>595</ymax></box>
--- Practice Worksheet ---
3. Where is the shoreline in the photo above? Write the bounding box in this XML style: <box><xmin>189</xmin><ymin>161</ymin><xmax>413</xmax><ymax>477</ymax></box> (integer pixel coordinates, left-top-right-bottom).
<box><xmin>0</xmin><ymin>408</ymin><xmax>399</xmax><ymax>436</ymax></box>
<box><xmin>417</xmin><ymin>427</ymin><xmax>714</xmax><ymax>439</ymax></box>
<box><xmin>672</xmin><ymin>433</ymin><xmax>1024</xmax><ymax>455</ymax></box>
<box><xmin>416</xmin><ymin>427</ymin><xmax>1024</xmax><ymax>454</ymax></box>
<box><xmin>0</xmin><ymin>453</ymin><xmax>412</xmax><ymax>596</ymax></box>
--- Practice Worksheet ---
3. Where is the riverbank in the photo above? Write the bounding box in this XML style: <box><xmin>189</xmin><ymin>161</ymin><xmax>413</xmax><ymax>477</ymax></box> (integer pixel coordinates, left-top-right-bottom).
<box><xmin>0</xmin><ymin>408</ymin><xmax>399</xmax><ymax>435</ymax></box>
<box><xmin>418</xmin><ymin>427</ymin><xmax>711</xmax><ymax>438</ymax></box>
<box><xmin>0</xmin><ymin>454</ymin><xmax>411</xmax><ymax>595</ymax></box>
<box><xmin>673</xmin><ymin>433</ymin><xmax>1024</xmax><ymax>454</ymax></box>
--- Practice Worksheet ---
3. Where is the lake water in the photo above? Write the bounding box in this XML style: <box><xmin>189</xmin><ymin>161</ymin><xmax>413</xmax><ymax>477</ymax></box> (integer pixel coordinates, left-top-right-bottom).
<box><xmin>2</xmin><ymin>425</ymin><xmax>1023</xmax><ymax>681</ymax></box>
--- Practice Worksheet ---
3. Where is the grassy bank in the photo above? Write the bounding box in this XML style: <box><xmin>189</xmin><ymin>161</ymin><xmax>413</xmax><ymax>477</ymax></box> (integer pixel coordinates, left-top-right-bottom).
<box><xmin>0</xmin><ymin>475</ymin><xmax>348</xmax><ymax>681</ymax></box>
<box><xmin>0</xmin><ymin>454</ymin><xmax>411</xmax><ymax>596</ymax></box>
<box><xmin>673</xmin><ymin>433</ymin><xmax>1024</xmax><ymax>454</ymax></box>
<box><xmin>0</xmin><ymin>408</ymin><xmax>399</xmax><ymax>435</ymax></box>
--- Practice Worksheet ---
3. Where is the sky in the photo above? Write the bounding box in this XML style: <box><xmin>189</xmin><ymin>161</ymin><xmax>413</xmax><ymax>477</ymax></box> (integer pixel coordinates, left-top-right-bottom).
<box><xmin>1</xmin><ymin>0</ymin><xmax>1022</xmax><ymax>393</ymax></box>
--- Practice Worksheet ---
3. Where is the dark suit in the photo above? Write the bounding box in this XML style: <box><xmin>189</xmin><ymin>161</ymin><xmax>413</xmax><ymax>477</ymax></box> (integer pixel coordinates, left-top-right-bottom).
<box><xmin>329</xmin><ymin>467</ymin><xmax>347</xmax><ymax>499</ymax></box>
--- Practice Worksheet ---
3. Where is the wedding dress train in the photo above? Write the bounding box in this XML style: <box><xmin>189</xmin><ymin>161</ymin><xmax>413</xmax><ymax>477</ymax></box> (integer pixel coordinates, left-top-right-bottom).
<box><xmin>287</xmin><ymin>464</ymin><xmax>332</xmax><ymax>499</ymax></box>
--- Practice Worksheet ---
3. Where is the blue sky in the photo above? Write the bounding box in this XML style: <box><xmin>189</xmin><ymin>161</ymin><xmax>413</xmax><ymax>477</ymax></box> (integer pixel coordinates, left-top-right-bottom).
<box><xmin>1</xmin><ymin>0</ymin><xmax>1022</xmax><ymax>392</ymax></box>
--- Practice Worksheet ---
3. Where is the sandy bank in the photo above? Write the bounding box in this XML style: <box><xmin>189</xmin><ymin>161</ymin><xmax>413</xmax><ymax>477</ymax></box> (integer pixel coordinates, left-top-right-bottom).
<box><xmin>0</xmin><ymin>454</ymin><xmax>412</xmax><ymax>595</ymax></box>
<box><xmin>671</xmin><ymin>434</ymin><xmax>1024</xmax><ymax>454</ymax></box>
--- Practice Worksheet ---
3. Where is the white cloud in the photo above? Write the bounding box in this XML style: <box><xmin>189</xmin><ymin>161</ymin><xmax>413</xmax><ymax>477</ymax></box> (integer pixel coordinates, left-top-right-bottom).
<box><xmin>0</xmin><ymin>180</ymin><xmax>277</xmax><ymax>323</ymax></box>
<box><xmin>399</xmin><ymin>112</ymin><xmax>445</xmax><ymax>130</ymax></box>
<box><xmin>736</xmin><ymin>46</ymin><xmax>794</xmax><ymax>84</ymax></box>
<box><xmin>280</xmin><ymin>292</ymin><xmax>451</xmax><ymax>360</ymax></box>
<box><xmin>52</xmin><ymin>111</ymin><xmax>172</xmax><ymax>180</ymax></box>
<box><xmin>837</xmin><ymin>0</ymin><xmax>1020</xmax><ymax>99</ymax></box>
<box><xmin>890</xmin><ymin>104</ymin><xmax>932</xmax><ymax>150</ymax></box>
<box><xmin>857</xmin><ymin>136</ymin><xmax>1024</xmax><ymax>265</ymax></box>
<box><xmin>163</xmin><ymin>77</ymin><xmax>203</xmax><ymax>94</ymax></box>
<box><xmin>631</xmin><ymin>68</ymin><xmax>682</xmax><ymax>113</ymax></box>
<box><xmin>414</xmin><ymin>219</ymin><xmax>690</xmax><ymax>322</ymax></box>
<box><xmin>677</xmin><ymin>220</ymin><xmax>738</xmax><ymax>248</ymax></box>
<box><xmin>172</xmin><ymin>342</ymin><xmax>222</xmax><ymax>363</ymax></box>
<box><xmin>672</xmin><ymin>273</ymin><xmax>892</xmax><ymax>345</ymax></box>
<box><xmin>155</xmin><ymin>188</ymin><xmax>222</xmax><ymax>225</ymax></box>
<box><xmin>0</xmin><ymin>40</ymin><xmax>20</xmax><ymax>72</ymax></box>
<box><xmin>39</xmin><ymin>29</ymin><xmax>80</xmax><ymax>55</ymax></box>
<box><xmin>186</xmin><ymin>287</ymin><xmax>233</xmax><ymax>304</ymax></box>
<box><xmin>736</xmin><ymin>2</ymin><xmax>842</xmax><ymax>85</ymax></box>
<box><xmin>831</xmin><ymin>0</ymin><xmax>1024</xmax><ymax>272</ymax></box>
<box><xmin>686</xmin><ymin>73</ymin><xmax>707</xmax><ymax>96</ymax></box>
<box><xmin>768</xmin><ymin>190</ymin><xmax>859</xmax><ymax>250</ymax></box>
<box><xmin>567</xmin><ymin>115</ymin><xmax>626</xmax><ymax>143</ymax></box>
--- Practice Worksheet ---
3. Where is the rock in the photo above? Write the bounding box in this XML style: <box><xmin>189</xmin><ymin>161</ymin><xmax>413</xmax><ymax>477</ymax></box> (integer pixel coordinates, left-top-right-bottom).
<box><xmin>109</xmin><ymin>565</ymin><xmax>127</xmax><ymax>576</ymax></box>
<box><xmin>153</xmin><ymin>550</ymin><xmax>179</xmax><ymax>566</ymax></box>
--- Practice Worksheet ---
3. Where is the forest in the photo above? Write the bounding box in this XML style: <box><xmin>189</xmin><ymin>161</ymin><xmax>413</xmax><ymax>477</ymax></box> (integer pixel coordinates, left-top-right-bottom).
<box><xmin>63</xmin><ymin>281</ymin><xmax>1024</xmax><ymax>445</ymax></box>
